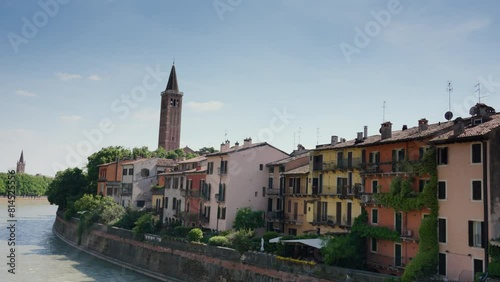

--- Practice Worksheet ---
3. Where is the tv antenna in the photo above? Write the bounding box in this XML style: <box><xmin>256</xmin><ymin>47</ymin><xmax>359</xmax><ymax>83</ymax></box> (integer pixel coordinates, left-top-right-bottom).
<box><xmin>444</xmin><ymin>81</ymin><xmax>454</xmax><ymax>121</ymax></box>
<box><xmin>297</xmin><ymin>127</ymin><xmax>302</xmax><ymax>145</ymax></box>
<box><xmin>382</xmin><ymin>101</ymin><xmax>386</xmax><ymax>122</ymax></box>
<box><xmin>475</xmin><ymin>82</ymin><xmax>487</xmax><ymax>103</ymax></box>
<box><xmin>224</xmin><ymin>129</ymin><xmax>227</xmax><ymax>141</ymax></box>
<box><xmin>316</xmin><ymin>128</ymin><xmax>320</xmax><ymax>145</ymax></box>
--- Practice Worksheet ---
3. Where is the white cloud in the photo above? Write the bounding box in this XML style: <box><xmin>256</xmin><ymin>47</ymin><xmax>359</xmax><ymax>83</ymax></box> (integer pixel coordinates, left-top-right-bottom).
<box><xmin>15</xmin><ymin>89</ymin><xmax>38</xmax><ymax>97</ymax></box>
<box><xmin>88</xmin><ymin>74</ymin><xmax>101</xmax><ymax>81</ymax></box>
<box><xmin>60</xmin><ymin>115</ymin><xmax>83</xmax><ymax>123</ymax></box>
<box><xmin>56</xmin><ymin>72</ymin><xmax>82</xmax><ymax>81</ymax></box>
<box><xmin>186</xmin><ymin>101</ymin><xmax>224</xmax><ymax>112</ymax></box>
<box><xmin>133</xmin><ymin>109</ymin><xmax>160</xmax><ymax>121</ymax></box>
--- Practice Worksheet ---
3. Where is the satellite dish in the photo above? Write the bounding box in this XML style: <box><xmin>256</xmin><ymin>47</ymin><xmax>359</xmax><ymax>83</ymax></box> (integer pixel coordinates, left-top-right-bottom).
<box><xmin>445</xmin><ymin>111</ymin><xmax>453</xmax><ymax>121</ymax></box>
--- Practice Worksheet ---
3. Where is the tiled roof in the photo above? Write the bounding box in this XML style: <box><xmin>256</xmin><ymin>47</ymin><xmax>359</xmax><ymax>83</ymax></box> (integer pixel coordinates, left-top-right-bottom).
<box><xmin>120</xmin><ymin>158</ymin><xmax>176</xmax><ymax>166</ymax></box>
<box><xmin>315</xmin><ymin>121</ymin><xmax>454</xmax><ymax>150</ymax></box>
<box><xmin>177</xmin><ymin>155</ymin><xmax>206</xmax><ymax>164</ymax></box>
<box><xmin>97</xmin><ymin>159</ymin><xmax>135</xmax><ymax>167</ymax></box>
<box><xmin>267</xmin><ymin>151</ymin><xmax>310</xmax><ymax>166</ymax></box>
<box><xmin>431</xmin><ymin>114</ymin><xmax>500</xmax><ymax>142</ymax></box>
<box><xmin>283</xmin><ymin>164</ymin><xmax>309</xmax><ymax>175</ymax></box>
<box><xmin>207</xmin><ymin>142</ymin><xmax>289</xmax><ymax>157</ymax></box>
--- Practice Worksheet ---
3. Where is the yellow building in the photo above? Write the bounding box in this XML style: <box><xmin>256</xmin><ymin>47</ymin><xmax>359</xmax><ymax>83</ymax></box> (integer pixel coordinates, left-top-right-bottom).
<box><xmin>307</xmin><ymin>136</ymin><xmax>364</xmax><ymax>234</ymax></box>
<box><xmin>283</xmin><ymin>165</ymin><xmax>315</xmax><ymax>235</ymax></box>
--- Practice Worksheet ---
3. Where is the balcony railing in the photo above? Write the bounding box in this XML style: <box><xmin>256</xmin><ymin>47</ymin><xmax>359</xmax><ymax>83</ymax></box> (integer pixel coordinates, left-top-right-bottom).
<box><xmin>285</xmin><ymin>214</ymin><xmax>304</xmax><ymax>225</ymax></box>
<box><xmin>218</xmin><ymin>167</ymin><xmax>227</xmax><ymax>175</ymax></box>
<box><xmin>266</xmin><ymin>210</ymin><xmax>284</xmax><ymax>221</ymax></box>
<box><xmin>361</xmin><ymin>160</ymin><xmax>420</xmax><ymax>174</ymax></box>
<box><xmin>200</xmin><ymin>192</ymin><xmax>210</xmax><ymax>201</ymax></box>
<box><xmin>182</xmin><ymin>190</ymin><xmax>200</xmax><ymax>198</ymax></box>
<box><xmin>267</xmin><ymin>188</ymin><xmax>282</xmax><ymax>196</ymax></box>
<box><xmin>215</xmin><ymin>193</ymin><xmax>225</xmax><ymax>203</ymax></box>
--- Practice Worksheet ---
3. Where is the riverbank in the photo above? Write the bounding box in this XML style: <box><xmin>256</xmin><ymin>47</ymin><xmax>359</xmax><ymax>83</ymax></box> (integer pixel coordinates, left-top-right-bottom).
<box><xmin>53</xmin><ymin>214</ymin><xmax>391</xmax><ymax>282</ymax></box>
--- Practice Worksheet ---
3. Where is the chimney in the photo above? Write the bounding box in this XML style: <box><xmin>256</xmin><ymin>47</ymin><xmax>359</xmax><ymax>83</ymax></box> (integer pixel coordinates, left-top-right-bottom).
<box><xmin>380</xmin><ymin>122</ymin><xmax>392</xmax><ymax>140</ymax></box>
<box><xmin>356</xmin><ymin>132</ymin><xmax>363</xmax><ymax>141</ymax></box>
<box><xmin>402</xmin><ymin>125</ymin><xmax>408</xmax><ymax>131</ymax></box>
<box><xmin>220</xmin><ymin>140</ymin><xmax>230</xmax><ymax>152</ymax></box>
<box><xmin>234</xmin><ymin>141</ymin><xmax>240</xmax><ymax>150</ymax></box>
<box><xmin>418</xmin><ymin>118</ymin><xmax>428</xmax><ymax>132</ymax></box>
<box><xmin>363</xmin><ymin>126</ymin><xmax>368</xmax><ymax>139</ymax></box>
<box><xmin>243</xmin><ymin>137</ymin><xmax>252</xmax><ymax>147</ymax></box>
<box><xmin>331</xmin><ymin>135</ymin><xmax>338</xmax><ymax>145</ymax></box>
<box><xmin>297</xmin><ymin>144</ymin><xmax>305</xmax><ymax>152</ymax></box>
<box><xmin>453</xmin><ymin>117</ymin><xmax>464</xmax><ymax>136</ymax></box>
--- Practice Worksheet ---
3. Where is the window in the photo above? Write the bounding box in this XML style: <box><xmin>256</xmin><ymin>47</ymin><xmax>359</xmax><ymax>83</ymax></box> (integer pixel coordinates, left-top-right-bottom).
<box><xmin>372</xmin><ymin>209</ymin><xmax>378</xmax><ymax>224</ymax></box>
<box><xmin>123</xmin><ymin>168</ymin><xmax>127</xmax><ymax>175</ymax></box>
<box><xmin>269</xmin><ymin>166</ymin><xmax>274</xmax><ymax>173</ymax></box>
<box><xmin>419</xmin><ymin>179</ymin><xmax>429</xmax><ymax>193</ymax></box>
<box><xmin>172</xmin><ymin>197</ymin><xmax>177</xmax><ymax>210</ymax></box>
<box><xmin>304</xmin><ymin>200</ymin><xmax>307</xmax><ymax>214</ymax></box>
<box><xmin>268</xmin><ymin>177</ymin><xmax>273</xmax><ymax>189</ymax></box>
<box><xmin>372</xmin><ymin>180</ymin><xmax>379</xmax><ymax>193</ymax></box>
<box><xmin>419</xmin><ymin>146</ymin><xmax>429</xmax><ymax>160</ymax></box>
<box><xmin>221</xmin><ymin>207</ymin><xmax>226</xmax><ymax>219</ymax></box>
<box><xmin>136</xmin><ymin>200</ymin><xmax>145</xmax><ymax>208</ymax></box>
<box><xmin>262</xmin><ymin>187</ymin><xmax>266</xmax><ymax>197</ymax></box>
<box><xmin>395</xmin><ymin>243</ymin><xmax>402</xmax><ymax>267</ymax></box>
<box><xmin>288</xmin><ymin>228</ymin><xmax>297</xmax><ymax>236</ymax></box>
<box><xmin>255</xmin><ymin>191</ymin><xmax>258</xmax><ymax>197</ymax></box>
<box><xmin>106</xmin><ymin>187</ymin><xmax>113</xmax><ymax>196</ymax></box>
<box><xmin>128</xmin><ymin>168</ymin><xmax>133</xmax><ymax>175</ymax></box>
<box><xmin>469</xmin><ymin>221</ymin><xmax>484</xmax><ymax>248</ymax></box>
<box><xmin>259</xmin><ymin>164</ymin><xmax>263</xmax><ymax>170</ymax></box>
<box><xmin>472</xmin><ymin>180</ymin><xmax>482</xmax><ymax>201</ymax></box>
<box><xmin>219</xmin><ymin>160</ymin><xmax>228</xmax><ymax>174</ymax></box>
<box><xmin>392</xmin><ymin>149</ymin><xmax>405</xmax><ymax>172</ymax></box>
<box><xmin>472</xmin><ymin>143</ymin><xmax>482</xmax><ymax>164</ymax></box>
<box><xmin>438</xmin><ymin>181</ymin><xmax>446</xmax><ymax>200</ymax></box>
<box><xmin>395</xmin><ymin>212</ymin><xmax>402</xmax><ymax>234</ymax></box>
<box><xmin>437</xmin><ymin>147</ymin><xmax>448</xmax><ymax>165</ymax></box>
<box><xmin>474</xmin><ymin>259</ymin><xmax>484</xmax><ymax>275</ymax></box>
<box><xmin>438</xmin><ymin>253</ymin><xmax>446</xmax><ymax>276</ymax></box>
<box><xmin>288</xmin><ymin>200</ymin><xmax>291</xmax><ymax>213</ymax></box>
<box><xmin>187</xmin><ymin>179</ymin><xmax>192</xmax><ymax>190</ymax></box>
<box><xmin>140</xmin><ymin>168</ymin><xmax>149</xmax><ymax>177</ymax></box>
<box><xmin>438</xmin><ymin>218</ymin><xmax>447</xmax><ymax>243</ymax></box>
<box><xmin>207</xmin><ymin>162</ymin><xmax>214</xmax><ymax>174</ymax></box>
<box><xmin>371</xmin><ymin>238</ymin><xmax>377</xmax><ymax>252</ymax></box>
<box><xmin>164</xmin><ymin>197</ymin><xmax>168</xmax><ymax>209</ymax></box>
<box><xmin>369</xmin><ymin>151</ymin><xmax>380</xmax><ymax>164</ymax></box>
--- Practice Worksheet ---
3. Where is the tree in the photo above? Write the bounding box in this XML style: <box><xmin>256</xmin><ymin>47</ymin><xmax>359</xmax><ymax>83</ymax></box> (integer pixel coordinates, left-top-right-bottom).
<box><xmin>132</xmin><ymin>146</ymin><xmax>153</xmax><ymax>159</ymax></box>
<box><xmin>0</xmin><ymin>173</ymin><xmax>52</xmax><ymax>196</ymax></box>
<box><xmin>86</xmin><ymin>146</ymin><xmax>132</xmax><ymax>195</ymax></box>
<box><xmin>196</xmin><ymin>147</ymin><xmax>218</xmax><ymax>155</ymax></box>
<box><xmin>233</xmin><ymin>207</ymin><xmax>265</xmax><ymax>230</ymax></box>
<box><xmin>47</xmin><ymin>167</ymin><xmax>88</xmax><ymax>211</ymax></box>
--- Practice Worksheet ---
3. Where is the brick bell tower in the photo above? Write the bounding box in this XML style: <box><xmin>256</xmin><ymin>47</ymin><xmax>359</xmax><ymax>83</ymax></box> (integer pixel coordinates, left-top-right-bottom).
<box><xmin>158</xmin><ymin>63</ymin><xmax>183</xmax><ymax>151</ymax></box>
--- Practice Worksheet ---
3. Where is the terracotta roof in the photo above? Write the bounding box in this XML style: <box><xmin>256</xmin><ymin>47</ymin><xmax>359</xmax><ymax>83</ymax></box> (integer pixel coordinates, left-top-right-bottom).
<box><xmin>97</xmin><ymin>159</ymin><xmax>135</xmax><ymax>167</ymax></box>
<box><xmin>267</xmin><ymin>151</ymin><xmax>310</xmax><ymax>166</ymax></box>
<box><xmin>207</xmin><ymin>142</ymin><xmax>289</xmax><ymax>157</ymax></box>
<box><xmin>177</xmin><ymin>155</ymin><xmax>206</xmax><ymax>164</ymax></box>
<box><xmin>120</xmin><ymin>158</ymin><xmax>176</xmax><ymax>166</ymax></box>
<box><xmin>283</xmin><ymin>164</ymin><xmax>309</xmax><ymax>175</ymax></box>
<box><xmin>431</xmin><ymin>114</ymin><xmax>500</xmax><ymax>143</ymax></box>
<box><xmin>315</xmin><ymin>121</ymin><xmax>454</xmax><ymax>150</ymax></box>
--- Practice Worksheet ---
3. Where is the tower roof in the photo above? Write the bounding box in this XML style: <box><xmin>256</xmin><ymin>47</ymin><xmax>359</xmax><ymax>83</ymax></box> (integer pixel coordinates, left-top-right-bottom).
<box><xmin>165</xmin><ymin>64</ymin><xmax>179</xmax><ymax>91</ymax></box>
<box><xmin>19</xmin><ymin>150</ymin><xmax>24</xmax><ymax>163</ymax></box>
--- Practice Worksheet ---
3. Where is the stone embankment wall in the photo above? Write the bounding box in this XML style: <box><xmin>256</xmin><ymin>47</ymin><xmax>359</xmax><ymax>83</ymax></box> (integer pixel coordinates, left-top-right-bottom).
<box><xmin>53</xmin><ymin>215</ymin><xmax>390</xmax><ymax>282</ymax></box>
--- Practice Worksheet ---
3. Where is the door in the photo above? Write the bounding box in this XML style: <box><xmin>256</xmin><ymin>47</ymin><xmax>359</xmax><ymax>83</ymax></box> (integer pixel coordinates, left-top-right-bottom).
<box><xmin>395</xmin><ymin>212</ymin><xmax>402</xmax><ymax>234</ymax></box>
<box><xmin>347</xmin><ymin>203</ymin><xmax>352</xmax><ymax>226</ymax></box>
<box><xmin>336</xmin><ymin>202</ymin><xmax>342</xmax><ymax>224</ymax></box>
<box><xmin>347</xmin><ymin>152</ymin><xmax>353</xmax><ymax>168</ymax></box>
<box><xmin>395</xmin><ymin>244</ymin><xmax>402</xmax><ymax>267</ymax></box>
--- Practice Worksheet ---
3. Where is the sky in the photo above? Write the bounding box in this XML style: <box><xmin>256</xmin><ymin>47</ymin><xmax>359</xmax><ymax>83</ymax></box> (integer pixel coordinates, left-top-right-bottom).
<box><xmin>1</xmin><ymin>0</ymin><xmax>500</xmax><ymax>177</ymax></box>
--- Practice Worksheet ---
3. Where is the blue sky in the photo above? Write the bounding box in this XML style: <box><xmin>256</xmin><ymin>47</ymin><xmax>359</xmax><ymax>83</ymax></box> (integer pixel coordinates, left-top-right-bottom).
<box><xmin>1</xmin><ymin>0</ymin><xmax>500</xmax><ymax>176</ymax></box>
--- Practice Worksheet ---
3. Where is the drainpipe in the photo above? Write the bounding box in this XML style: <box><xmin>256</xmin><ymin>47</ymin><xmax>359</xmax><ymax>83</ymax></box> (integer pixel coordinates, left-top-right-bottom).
<box><xmin>483</xmin><ymin>140</ymin><xmax>489</xmax><ymax>270</ymax></box>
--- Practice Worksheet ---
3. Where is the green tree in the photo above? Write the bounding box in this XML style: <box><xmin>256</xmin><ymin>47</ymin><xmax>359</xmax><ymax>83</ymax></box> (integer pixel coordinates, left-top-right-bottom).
<box><xmin>0</xmin><ymin>173</ymin><xmax>52</xmax><ymax>196</ymax></box>
<box><xmin>86</xmin><ymin>146</ymin><xmax>132</xmax><ymax>195</ymax></box>
<box><xmin>152</xmin><ymin>147</ymin><xmax>168</xmax><ymax>158</ymax></box>
<box><xmin>47</xmin><ymin>167</ymin><xmax>88</xmax><ymax>211</ymax></box>
<box><xmin>233</xmin><ymin>207</ymin><xmax>265</xmax><ymax>230</ymax></box>
<box><xmin>132</xmin><ymin>146</ymin><xmax>153</xmax><ymax>159</ymax></box>
<box><xmin>196</xmin><ymin>147</ymin><xmax>218</xmax><ymax>155</ymax></box>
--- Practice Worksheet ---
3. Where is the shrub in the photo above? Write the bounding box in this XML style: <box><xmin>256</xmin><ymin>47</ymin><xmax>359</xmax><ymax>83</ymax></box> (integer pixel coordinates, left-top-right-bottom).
<box><xmin>173</xmin><ymin>226</ymin><xmax>193</xmax><ymax>237</ymax></box>
<box><xmin>132</xmin><ymin>213</ymin><xmax>155</xmax><ymax>240</ymax></box>
<box><xmin>227</xmin><ymin>229</ymin><xmax>254</xmax><ymax>254</ymax></box>
<box><xmin>208</xmin><ymin>236</ymin><xmax>230</xmax><ymax>247</ymax></box>
<box><xmin>489</xmin><ymin>261</ymin><xmax>500</xmax><ymax>277</ymax></box>
<box><xmin>187</xmin><ymin>228</ymin><xmax>203</xmax><ymax>242</ymax></box>
<box><xmin>114</xmin><ymin>209</ymin><xmax>147</xmax><ymax>230</ymax></box>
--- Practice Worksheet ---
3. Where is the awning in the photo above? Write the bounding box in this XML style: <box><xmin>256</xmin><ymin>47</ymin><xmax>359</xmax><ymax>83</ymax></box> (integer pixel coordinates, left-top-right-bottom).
<box><xmin>268</xmin><ymin>237</ymin><xmax>326</xmax><ymax>249</ymax></box>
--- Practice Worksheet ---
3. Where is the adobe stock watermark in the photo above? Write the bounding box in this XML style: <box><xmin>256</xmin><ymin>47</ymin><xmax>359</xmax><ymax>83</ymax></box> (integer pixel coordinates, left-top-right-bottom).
<box><xmin>213</xmin><ymin>0</ymin><xmax>243</xmax><ymax>21</ymax></box>
<box><xmin>452</xmin><ymin>74</ymin><xmax>500</xmax><ymax>118</ymax></box>
<box><xmin>224</xmin><ymin>107</ymin><xmax>295</xmax><ymax>182</ymax></box>
<box><xmin>339</xmin><ymin>0</ymin><xmax>404</xmax><ymax>63</ymax></box>
<box><xmin>51</xmin><ymin>65</ymin><xmax>170</xmax><ymax>173</ymax></box>
<box><xmin>7</xmin><ymin>0</ymin><xmax>70</xmax><ymax>54</ymax></box>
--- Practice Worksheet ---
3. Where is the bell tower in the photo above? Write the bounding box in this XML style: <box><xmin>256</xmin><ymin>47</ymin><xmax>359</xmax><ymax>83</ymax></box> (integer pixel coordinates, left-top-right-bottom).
<box><xmin>16</xmin><ymin>150</ymin><xmax>25</xmax><ymax>174</ymax></box>
<box><xmin>158</xmin><ymin>64</ymin><xmax>183</xmax><ymax>151</ymax></box>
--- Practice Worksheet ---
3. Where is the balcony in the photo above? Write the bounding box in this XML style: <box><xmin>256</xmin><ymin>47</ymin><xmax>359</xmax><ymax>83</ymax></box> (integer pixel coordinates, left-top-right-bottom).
<box><xmin>217</xmin><ymin>167</ymin><xmax>227</xmax><ymax>175</ymax></box>
<box><xmin>361</xmin><ymin>160</ymin><xmax>419</xmax><ymax>175</ymax></box>
<box><xmin>200</xmin><ymin>192</ymin><xmax>210</xmax><ymax>201</ymax></box>
<box><xmin>267</xmin><ymin>188</ymin><xmax>282</xmax><ymax>196</ymax></box>
<box><xmin>182</xmin><ymin>190</ymin><xmax>200</xmax><ymax>198</ymax></box>
<box><xmin>266</xmin><ymin>210</ymin><xmax>284</xmax><ymax>221</ymax></box>
<box><xmin>285</xmin><ymin>214</ymin><xmax>304</xmax><ymax>225</ymax></box>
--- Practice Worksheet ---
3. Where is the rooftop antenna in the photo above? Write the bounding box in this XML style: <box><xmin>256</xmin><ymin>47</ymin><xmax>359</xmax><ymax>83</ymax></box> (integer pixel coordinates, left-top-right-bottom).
<box><xmin>475</xmin><ymin>82</ymin><xmax>487</xmax><ymax>103</ymax></box>
<box><xmin>298</xmin><ymin>127</ymin><xmax>302</xmax><ymax>145</ymax></box>
<box><xmin>293</xmin><ymin>132</ymin><xmax>296</xmax><ymax>150</ymax></box>
<box><xmin>316</xmin><ymin>127</ymin><xmax>320</xmax><ymax>145</ymax></box>
<box><xmin>444</xmin><ymin>81</ymin><xmax>454</xmax><ymax>121</ymax></box>
<box><xmin>224</xmin><ymin>129</ymin><xmax>227</xmax><ymax>141</ymax></box>
<box><xmin>382</xmin><ymin>101</ymin><xmax>386</xmax><ymax>122</ymax></box>
<box><xmin>447</xmin><ymin>81</ymin><xmax>453</xmax><ymax>111</ymax></box>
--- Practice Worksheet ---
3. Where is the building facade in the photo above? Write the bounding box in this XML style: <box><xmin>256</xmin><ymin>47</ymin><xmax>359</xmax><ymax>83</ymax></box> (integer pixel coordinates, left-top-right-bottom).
<box><xmin>202</xmin><ymin>138</ymin><xmax>289</xmax><ymax>231</ymax></box>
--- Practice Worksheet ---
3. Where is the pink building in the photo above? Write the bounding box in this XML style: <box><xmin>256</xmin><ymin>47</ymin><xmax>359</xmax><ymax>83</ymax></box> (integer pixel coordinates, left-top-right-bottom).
<box><xmin>431</xmin><ymin>104</ymin><xmax>500</xmax><ymax>281</ymax></box>
<box><xmin>202</xmin><ymin>138</ymin><xmax>289</xmax><ymax>231</ymax></box>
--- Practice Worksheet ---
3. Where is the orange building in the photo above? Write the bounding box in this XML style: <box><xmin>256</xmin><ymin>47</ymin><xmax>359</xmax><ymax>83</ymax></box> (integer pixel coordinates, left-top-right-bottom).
<box><xmin>361</xmin><ymin>119</ymin><xmax>453</xmax><ymax>275</ymax></box>
<box><xmin>97</xmin><ymin>160</ymin><xmax>132</xmax><ymax>197</ymax></box>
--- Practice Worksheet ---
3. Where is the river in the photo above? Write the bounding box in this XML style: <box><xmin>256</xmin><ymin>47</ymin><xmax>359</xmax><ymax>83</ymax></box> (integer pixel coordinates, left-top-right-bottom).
<box><xmin>0</xmin><ymin>198</ymin><xmax>159</xmax><ymax>282</ymax></box>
